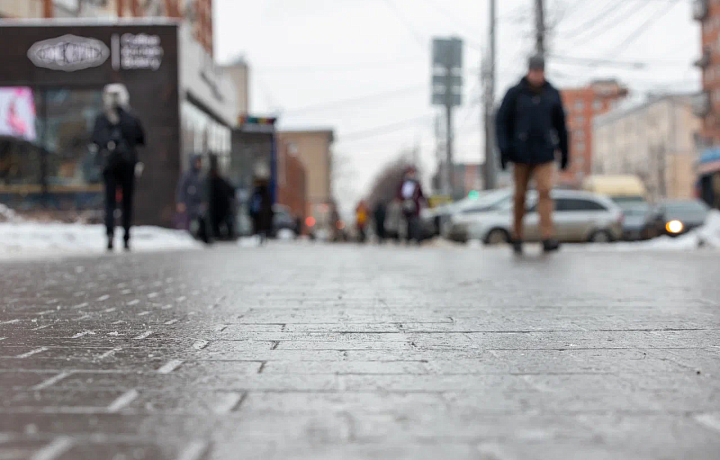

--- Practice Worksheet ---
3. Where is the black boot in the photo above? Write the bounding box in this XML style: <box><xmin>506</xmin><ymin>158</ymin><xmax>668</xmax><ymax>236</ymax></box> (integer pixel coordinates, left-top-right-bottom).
<box><xmin>123</xmin><ymin>239</ymin><xmax>130</xmax><ymax>252</ymax></box>
<box><xmin>107</xmin><ymin>238</ymin><xmax>114</xmax><ymax>252</ymax></box>
<box><xmin>543</xmin><ymin>239</ymin><xmax>560</xmax><ymax>253</ymax></box>
<box><xmin>512</xmin><ymin>239</ymin><xmax>523</xmax><ymax>255</ymax></box>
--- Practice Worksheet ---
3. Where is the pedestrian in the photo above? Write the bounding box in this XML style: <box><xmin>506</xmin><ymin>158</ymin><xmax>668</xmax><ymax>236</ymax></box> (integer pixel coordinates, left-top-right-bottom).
<box><xmin>176</xmin><ymin>154</ymin><xmax>207</xmax><ymax>241</ymax></box>
<box><xmin>91</xmin><ymin>83</ymin><xmax>146</xmax><ymax>252</ymax></box>
<box><xmin>207</xmin><ymin>154</ymin><xmax>236</xmax><ymax>240</ymax></box>
<box><xmin>495</xmin><ymin>55</ymin><xmax>569</xmax><ymax>254</ymax></box>
<box><xmin>249</xmin><ymin>174</ymin><xmax>273</xmax><ymax>244</ymax></box>
<box><xmin>373</xmin><ymin>201</ymin><xmax>387</xmax><ymax>244</ymax></box>
<box><xmin>355</xmin><ymin>200</ymin><xmax>369</xmax><ymax>243</ymax></box>
<box><xmin>396</xmin><ymin>166</ymin><xmax>425</xmax><ymax>245</ymax></box>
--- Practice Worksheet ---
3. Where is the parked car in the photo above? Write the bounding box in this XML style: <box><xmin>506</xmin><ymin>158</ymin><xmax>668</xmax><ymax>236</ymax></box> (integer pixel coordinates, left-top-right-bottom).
<box><xmin>451</xmin><ymin>189</ymin><xmax>623</xmax><ymax>245</ymax></box>
<box><xmin>617</xmin><ymin>201</ymin><xmax>662</xmax><ymax>241</ymax></box>
<box><xmin>272</xmin><ymin>204</ymin><xmax>298</xmax><ymax>237</ymax></box>
<box><xmin>446</xmin><ymin>189</ymin><xmax>514</xmax><ymax>242</ymax></box>
<box><xmin>655</xmin><ymin>199</ymin><xmax>710</xmax><ymax>237</ymax></box>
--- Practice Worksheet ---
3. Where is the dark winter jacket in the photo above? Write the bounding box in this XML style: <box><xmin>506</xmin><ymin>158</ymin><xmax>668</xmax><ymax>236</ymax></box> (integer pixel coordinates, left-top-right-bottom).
<box><xmin>177</xmin><ymin>155</ymin><xmax>205</xmax><ymax>218</ymax></box>
<box><xmin>91</xmin><ymin>108</ymin><xmax>145</xmax><ymax>169</ymax></box>
<box><xmin>495</xmin><ymin>77</ymin><xmax>569</xmax><ymax>168</ymax></box>
<box><xmin>250</xmin><ymin>182</ymin><xmax>273</xmax><ymax>234</ymax></box>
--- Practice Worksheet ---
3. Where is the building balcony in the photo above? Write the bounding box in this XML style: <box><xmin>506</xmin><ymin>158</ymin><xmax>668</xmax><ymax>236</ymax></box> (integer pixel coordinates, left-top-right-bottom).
<box><xmin>694</xmin><ymin>0</ymin><xmax>709</xmax><ymax>21</ymax></box>
<box><xmin>692</xmin><ymin>91</ymin><xmax>711</xmax><ymax>117</ymax></box>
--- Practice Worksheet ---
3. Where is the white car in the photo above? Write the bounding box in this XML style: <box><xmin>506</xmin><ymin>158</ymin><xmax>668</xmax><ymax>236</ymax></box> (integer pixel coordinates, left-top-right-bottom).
<box><xmin>451</xmin><ymin>189</ymin><xmax>624</xmax><ymax>244</ymax></box>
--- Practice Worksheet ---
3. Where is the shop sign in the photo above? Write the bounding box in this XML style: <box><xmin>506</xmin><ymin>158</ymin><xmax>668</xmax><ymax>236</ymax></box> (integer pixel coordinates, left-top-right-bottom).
<box><xmin>112</xmin><ymin>33</ymin><xmax>164</xmax><ymax>71</ymax></box>
<box><xmin>27</xmin><ymin>34</ymin><xmax>110</xmax><ymax>72</ymax></box>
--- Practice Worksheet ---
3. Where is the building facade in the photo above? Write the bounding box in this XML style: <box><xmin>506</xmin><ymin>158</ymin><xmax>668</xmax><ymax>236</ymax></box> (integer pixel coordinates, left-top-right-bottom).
<box><xmin>276</xmin><ymin>139</ymin><xmax>307</xmax><ymax>225</ymax></box>
<box><xmin>277</xmin><ymin>129</ymin><xmax>334</xmax><ymax>230</ymax></box>
<box><xmin>0</xmin><ymin>20</ymin><xmax>237</xmax><ymax>226</ymax></box>
<box><xmin>693</xmin><ymin>0</ymin><xmax>720</xmax><ymax>208</ymax></box>
<box><xmin>593</xmin><ymin>94</ymin><xmax>701</xmax><ymax>202</ymax></box>
<box><xmin>0</xmin><ymin>0</ymin><xmax>213</xmax><ymax>55</ymax></box>
<box><xmin>559</xmin><ymin>80</ymin><xmax>628</xmax><ymax>188</ymax></box>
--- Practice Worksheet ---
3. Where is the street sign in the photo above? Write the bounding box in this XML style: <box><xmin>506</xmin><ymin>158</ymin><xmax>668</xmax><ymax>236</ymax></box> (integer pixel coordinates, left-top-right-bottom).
<box><xmin>431</xmin><ymin>37</ymin><xmax>463</xmax><ymax>108</ymax></box>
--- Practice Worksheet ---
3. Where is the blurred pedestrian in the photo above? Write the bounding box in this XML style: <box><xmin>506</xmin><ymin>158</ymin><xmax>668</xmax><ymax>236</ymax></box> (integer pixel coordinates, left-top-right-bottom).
<box><xmin>176</xmin><ymin>154</ymin><xmax>205</xmax><ymax>239</ymax></box>
<box><xmin>355</xmin><ymin>200</ymin><xmax>369</xmax><ymax>243</ymax></box>
<box><xmin>207</xmin><ymin>154</ymin><xmax>236</xmax><ymax>240</ymax></box>
<box><xmin>91</xmin><ymin>84</ymin><xmax>145</xmax><ymax>252</ymax></box>
<box><xmin>249</xmin><ymin>174</ymin><xmax>273</xmax><ymax>244</ymax></box>
<box><xmin>373</xmin><ymin>201</ymin><xmax>387</xmax><ymax>244</ymax></box>
<box><xmin>495</xmin><ymin>55</ymin><xmax>569</xmax><ymax>255</ymax></box>
<box><xmin>396</xmin><ymin>166</ymin><xmax>425</xmax><ymax>245</ymax></box>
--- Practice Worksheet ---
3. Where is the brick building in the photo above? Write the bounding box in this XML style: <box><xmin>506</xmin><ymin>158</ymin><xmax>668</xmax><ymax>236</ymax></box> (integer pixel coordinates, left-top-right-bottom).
<box><xmin>277</xmin><ymin>129</ymin><xmax>334</xmax><ymax>232</ymax></box>
<box><xmin>693</xmin><ymin>0</ymin><xmax>720</xmax><ymax>208</ymax></box>
<box><xmin>276</xmin><ymin>139</ymin><xmax>307</xmax><ymax>224</ymax></box>
<box><xmin>559</xmin><ymin>80</ymin><xmax>628</xmax><ymax>188</ymax></box>
<box><xmin>0</xmin><ymin>0</ymin><xmax>213</xmax><ymax>55</ymax></box>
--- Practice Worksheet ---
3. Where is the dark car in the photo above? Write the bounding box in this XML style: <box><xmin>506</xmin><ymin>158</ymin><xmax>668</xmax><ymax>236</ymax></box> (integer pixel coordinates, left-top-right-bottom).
<box><xmin>617</xmin><ymin>202</ymin><xmax>662</xmax><ymax>241</ymax></box>
<box><xmin>272</xmin><ymin>205</ymin><xmax>298</xmax><ymax>238</ymax></box>
<box><xmin>655</xmin><ymin>200</ymin><xmax>710</xmax><ymax>237</ymax></box>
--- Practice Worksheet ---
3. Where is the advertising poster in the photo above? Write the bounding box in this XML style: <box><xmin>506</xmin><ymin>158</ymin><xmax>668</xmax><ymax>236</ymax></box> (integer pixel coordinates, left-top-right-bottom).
<box><xmin>0</xmin><ymin>87</ymin><xmax>37</xmax><ymax>142</ymax></box>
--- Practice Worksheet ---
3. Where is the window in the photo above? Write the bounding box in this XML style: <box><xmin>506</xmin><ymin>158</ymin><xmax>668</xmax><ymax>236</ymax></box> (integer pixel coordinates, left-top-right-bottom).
<box><xmin>574</xmin><ymin>100</ymin><xmax>585</xmax><ymax>112</ymax></box>
<box><xmin>556</xmin><ymin>198</ymin><xmax>607</xmax><ymax>212</ymax></box>
<box><xmin>576</xmin><ymin>142</ymin><xmax>586</xmax><ymax>152</ymax></box>
<box><xmin>575</xmin><ymin>116</ymin><xmax>585</xmax><ymax>125</ymax></box>
<box><xmin>574</xmin><ymin>130</ymin><xmax>585</xmax><ymax>140</ymax></box>
<box><xmin>0</xmin><ymin>86</ymin><xmax>104</xmax><ymax>212</ymax></box>
<box><xmin>593</xmin><ymin>100</ymin><xmax>603</xmax><ymax>111</ymax></box>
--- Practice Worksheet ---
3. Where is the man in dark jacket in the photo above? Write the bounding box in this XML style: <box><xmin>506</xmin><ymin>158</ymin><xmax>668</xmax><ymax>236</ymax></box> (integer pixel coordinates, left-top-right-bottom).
<box><xmin>495</xmin><ymin>55</ymin><xmax>569</xmax><ymax>254</ymax></box>
<box><xmin>91</xmin><ymin>84</ymin><xmax>145</xmax><ymax>252</ymax></box>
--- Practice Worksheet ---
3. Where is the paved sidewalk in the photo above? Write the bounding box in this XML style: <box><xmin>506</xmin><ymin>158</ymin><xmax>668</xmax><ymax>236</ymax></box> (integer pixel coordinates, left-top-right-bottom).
<box><xmin>1</xmin><ymin>244</ymin><xmax>720</xmax><ymax>459</ymax></box>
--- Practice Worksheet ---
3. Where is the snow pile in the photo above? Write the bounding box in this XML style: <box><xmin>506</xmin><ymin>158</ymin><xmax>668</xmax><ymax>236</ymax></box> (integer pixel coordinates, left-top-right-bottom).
<box><xmin>0</xmin><ymin>222</ymin><xmax>201</xmax><ymax>259</ymax></box>
<box><xmin>571</xmin><ymin>210</ymin><xmax>720</xmax><ymax>252</ymax></box>
<box><xmin>0</xmin><ymin>204</ymin><xmax>22</xmax><ymax>223</ymax></box>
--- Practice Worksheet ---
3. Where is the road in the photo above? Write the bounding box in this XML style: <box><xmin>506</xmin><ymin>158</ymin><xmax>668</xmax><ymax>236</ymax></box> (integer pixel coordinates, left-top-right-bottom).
<box><xmin>1</xmin><ymin>243</ymin><xmax>720</xmax><ymax>459</ymax></box>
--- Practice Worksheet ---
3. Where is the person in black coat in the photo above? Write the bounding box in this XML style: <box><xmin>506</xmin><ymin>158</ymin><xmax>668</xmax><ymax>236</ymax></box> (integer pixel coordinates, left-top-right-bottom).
<box><xmin>207</xmin><ymin>154</ymin><xmax>236</xmax><ymax>240</ymax></box>
<box><xmin>373</xmin><ymin>201</ymin><xmax>387</xmax><ymax>244</ymax></box>
<box><xmin>249</xmin><ymin>176</ymin><xmax>273</xmax><ymax>244</ymax></box>
<box><xmin>91</xmin><ymin>84</ymin><xmax>145</xmax><ymax>252</ymax></box>
<box><xmin>495</xmin><ymin>55</ymin><xmax>569</xmax><ymax>254</ymax></box>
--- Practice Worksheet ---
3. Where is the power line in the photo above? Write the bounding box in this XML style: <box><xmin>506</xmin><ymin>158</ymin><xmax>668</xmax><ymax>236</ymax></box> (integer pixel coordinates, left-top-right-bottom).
<box><xmin>337</xmin><ymin>115</ymin><xmax>435</xmax><ymax>143</ymax></box>
<box><xmin>281</xmin><ymin>83</ymin><xmax>427</xmax><ymax>116</ymax></box>
<box><xmin>608</xmin><ymin>0</ymin><xmax>683</xmax><ymax>56</ymax></box>
<box><xmin>382</xmin><ymin>0</ymin><xmax>427</xmax><ymax>48</ymax></box>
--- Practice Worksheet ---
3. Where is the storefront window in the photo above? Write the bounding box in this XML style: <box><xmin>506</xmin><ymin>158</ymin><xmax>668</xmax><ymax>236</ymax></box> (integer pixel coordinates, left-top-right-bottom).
<box><xmin>180</xmin><ymin>100</ymin><xmax>231</xmax><ymax>174</ymax></box>
<box><xmin>0</xmin><ymin>86</ymin><xmax>103</xmax><ymax>211</ymax></box>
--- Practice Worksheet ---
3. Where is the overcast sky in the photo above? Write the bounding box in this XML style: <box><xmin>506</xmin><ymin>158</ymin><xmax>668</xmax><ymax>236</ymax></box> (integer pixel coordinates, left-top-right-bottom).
<box><xmin>215</xmin><ymin>0</ymin><xmax>700</xmax><ymax>215</ymax></box>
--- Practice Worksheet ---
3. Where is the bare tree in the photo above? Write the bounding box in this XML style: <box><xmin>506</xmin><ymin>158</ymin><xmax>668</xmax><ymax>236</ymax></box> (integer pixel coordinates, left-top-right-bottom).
<box><xmin>367</xmin><ymin>151</ymin><xmax>419</xmax><ymax>206</ymax></box>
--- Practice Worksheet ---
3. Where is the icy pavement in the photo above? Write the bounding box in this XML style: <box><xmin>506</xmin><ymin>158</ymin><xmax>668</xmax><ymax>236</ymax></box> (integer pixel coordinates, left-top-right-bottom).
<box><xmin>0</xmin><ymin>244</ymin><xmax>719</xmax><ymax>459</ymax></box>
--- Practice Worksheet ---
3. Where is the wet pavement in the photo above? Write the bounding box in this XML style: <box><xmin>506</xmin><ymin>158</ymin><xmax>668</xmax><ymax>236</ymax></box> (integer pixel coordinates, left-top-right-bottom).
<box><xmin>1</xmin><ymin>243</ymin><xmax>720</xmax><ymax>460</ymax></box>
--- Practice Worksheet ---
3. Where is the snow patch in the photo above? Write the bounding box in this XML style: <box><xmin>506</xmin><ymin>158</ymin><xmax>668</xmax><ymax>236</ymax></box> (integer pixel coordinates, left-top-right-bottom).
<box><xmin>0</xmin><ymin>222</ymin><xmax>202</xmax><ymax>260</ymax></box>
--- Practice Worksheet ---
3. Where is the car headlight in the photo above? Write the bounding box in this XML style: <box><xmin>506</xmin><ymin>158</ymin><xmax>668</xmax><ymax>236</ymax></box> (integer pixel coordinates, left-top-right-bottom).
<box><xmin>665</xmin><ymin>220</ymin><xmax>684</xmax><ymax>234</ymax></box>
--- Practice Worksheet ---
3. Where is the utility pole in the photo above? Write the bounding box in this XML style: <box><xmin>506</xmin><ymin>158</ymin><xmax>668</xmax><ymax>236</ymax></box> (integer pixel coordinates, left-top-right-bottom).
<box><xmin>483</xmin><ymin>0</ymin><xmax>497</xmax><ymax>190</ymax></box>
<box><xmin>445</xmin><ymin>67</ymin><xmax>454</xmax><ymax>197</ymax></box>
<box><xmin>535</xmin><ymin>0</ymin><xmax>546</xmax><ymax>56</ymax></box>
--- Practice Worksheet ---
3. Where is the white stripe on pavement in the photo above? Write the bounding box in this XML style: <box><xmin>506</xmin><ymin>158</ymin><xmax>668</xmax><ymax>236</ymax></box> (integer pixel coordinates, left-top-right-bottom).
<box><xmin>176</xmin><ymin>440</ymin><xmax>209</xmax><ymax>460</ymax></box>
<box><xmin>30</xmin><ymin>436</ymin><xmax>74</xmax><ymax>460</ymax></box>
<box><xmin>107</xmin><ymin>389</ymin><xmax>139</xmax><ymax>413</ymax></box>
<box><xmin>157</xmin><ymin>360</ymin><xmax>184</xmax><ymax>374</ymax></box>
<box><xmin>16</xmin><ymin>347</ymin><xmax>48</xmax><ymax>358</ymax></box>
<box><xmin>32</xmin><ymin>372</ymin><xmax>72</xmax><ymax>390</ymax></box>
